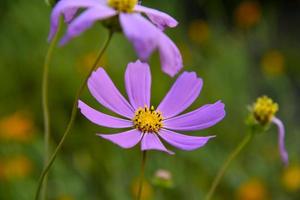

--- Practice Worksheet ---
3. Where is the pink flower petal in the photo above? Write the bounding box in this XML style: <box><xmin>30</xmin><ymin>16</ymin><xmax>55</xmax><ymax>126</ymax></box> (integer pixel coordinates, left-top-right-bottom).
<box><xmin>78</xmin><ymin>100</ymin><xmax>133</xmax><ymax>128</ymax></box>
<box><xmin>48</xmin><ymin>0</ymin><xmax>99</xmax><ymax>41</ymax></box>
<box><xmin>88</xmin><ymin>68</ymin><xmax>135</xmax><ymax>119</ymax></box>
<box><xmin>141</xmin><ymin>133</ymin><xmax>174</xmax><ymax>154</ymax></box>
<box><xmin>63</xmin><ymin>8</ymin><xmax>78</xmax><ymax>23</ymax></box>
<box><xmin>164</xmin><ymin>101</ymin><xmax>225</xmax><ymax>131</ymax></box>
<box><xmin>272</xmin><ymin>117</ymin><xmax>289</xmax><ymax>166</ymax></box>
<box><xmin>157</xmin><ymin>33</ymin><xmax>183</xmax><ymax>77</ymax></box>
<box><xmin>159</xmin><ymin>129</ymin><xmax>215</xmax><ymax>151</ymax></box>
<box><xmin>125</xmin><ymin>60</ymin><xmax>151</xmax><ymax>109</ymax></box>
<box><xmin>98</xmin><ymin>129</ymin><xmax>142</xmax><ymax>149</ymax></box>
<box><xmin>157</xmin><ymin>72</ymin><xmax>203</xmax><ymax>119</ymax></box>
<box><xmin>134</xmin><ymin>5</ymin><xmax>178</xmax><ymax>30</ymax></box>
<box><xmin>60</xmin><ymin>6</ymin><xmax>117</xmax><ymax>45</ymax></box>
<box><xmin>120</xmin><ymin>13</ymin><xmax>159</xmax><ymax>61</ymax></box>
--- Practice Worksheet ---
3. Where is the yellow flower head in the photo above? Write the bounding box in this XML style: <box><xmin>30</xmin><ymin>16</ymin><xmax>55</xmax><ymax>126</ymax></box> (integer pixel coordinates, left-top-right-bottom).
<box><xmin>108</xmin><ymin>0</ymin><xmax>138</xmax><ymax>13</ymax></box>
<box><xmin>282</xmin><ymin>165</ymin><xmax>300</xmax><ymax>192</ymax></box>
<box><xmin>133</xmin><ymin>106</ymin><xmax>163</xmax><ymax>133</ymax></box>
<box><xmin>252</xmin><ymin>96</ymin><xmax>278</xmax><ymax>125</ymax></box>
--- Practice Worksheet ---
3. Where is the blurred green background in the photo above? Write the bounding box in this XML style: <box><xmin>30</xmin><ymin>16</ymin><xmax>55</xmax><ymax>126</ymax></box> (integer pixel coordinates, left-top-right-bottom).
<box><xmin>0</xmin><ymin>0</ymin><xmax>300</xmax><ymax>199</ymax></box>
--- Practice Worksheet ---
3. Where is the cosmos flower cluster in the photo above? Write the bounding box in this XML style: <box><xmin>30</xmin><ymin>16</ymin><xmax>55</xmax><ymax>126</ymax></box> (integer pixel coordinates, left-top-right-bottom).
<box><xmin>48</xmin><ymin>0</ymin><xmax>287</xmax><ymax>162</ymax></box>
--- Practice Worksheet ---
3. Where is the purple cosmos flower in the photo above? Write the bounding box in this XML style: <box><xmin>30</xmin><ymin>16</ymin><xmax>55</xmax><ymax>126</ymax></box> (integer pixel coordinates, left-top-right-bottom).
<box><xmin>48</xmin><ymin>0</ymin><xmax>182</xmax><ymax>77</ymax></box>
<box><xmin>78</xmin><ymin>60</ymin><xmax>225</xmax><ymax>154</ymax></box>
<box><xmin>253</xmin><ymin>96</ymin><xmax>288</xmax><ymax>165</ymax></box>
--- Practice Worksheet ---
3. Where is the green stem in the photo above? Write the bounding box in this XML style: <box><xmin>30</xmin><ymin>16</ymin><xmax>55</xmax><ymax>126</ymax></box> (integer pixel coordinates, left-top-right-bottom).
<box><xmin>35</xmin><ymin>30</ymin><xmax>113</xmax><ymax>200</ymax></box>
<box><xmin>137</xmin><ymin>151</ymin><xmax>147</xmax><ymax>200</ymax></box>
<box><xmin>41</xmin><ymin>18</ymin><xmax>62</xmax><ymax>200</ymax></box>
<box><xmin>205</xmin><ymin>132</ymin><xmax>254</xmax><ymax>200</ymax></box>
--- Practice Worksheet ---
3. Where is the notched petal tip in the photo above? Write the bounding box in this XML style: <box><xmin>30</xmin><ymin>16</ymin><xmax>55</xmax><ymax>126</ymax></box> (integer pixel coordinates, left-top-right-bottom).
<box><xmin>134</xmin><ymin>5</ymin><xmax>179</xmax><ymax>30</ymax></box>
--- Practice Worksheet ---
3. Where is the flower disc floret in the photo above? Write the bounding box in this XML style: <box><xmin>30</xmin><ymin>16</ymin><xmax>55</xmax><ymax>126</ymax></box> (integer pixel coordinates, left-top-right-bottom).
<box><xmin>133</xmin><ymin>106</ymin><xmax>163</xmax><ymax>133</ymax></box>
<box><xmin>253</xmin><ymin>95</ymin><xmax>278</xmax><ymax>124</ymax></box>
<box><xmin>107</xmin><ymin>0</ymin><xmax>138</xmax><ymax>13</ymax></box>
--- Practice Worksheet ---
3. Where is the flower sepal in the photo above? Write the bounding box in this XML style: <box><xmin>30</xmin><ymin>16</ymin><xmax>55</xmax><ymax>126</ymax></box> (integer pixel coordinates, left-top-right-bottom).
<box><xmin>102</xmin><ymin>16</ymin><xmax>123</xmax><ymax>33</ymax></box>
<box><xmin>245</xmin><ymin>113</ymin><xmax>271</xmax><ymax>135</ymax></box>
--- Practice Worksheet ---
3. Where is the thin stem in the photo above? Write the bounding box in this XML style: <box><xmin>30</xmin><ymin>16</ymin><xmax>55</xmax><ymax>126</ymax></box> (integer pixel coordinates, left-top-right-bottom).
<box><xmin>137</xmin><ymin>151</ymin><xmax>147</xmax><ymax>200</ymax></box>
<box><xmin>35</xmin><ymin>30</ymin><xmax>113</xmax><ymax>200</ymax></box>
<box><xmin>41</xmin><ymin>18</ymin><xmax>62</xmax><ymax>200</ymax></box>
<box><xmin>205</xmin><ymin>132</ymin><xmax>254</xmax><ymax>200</ymax></box>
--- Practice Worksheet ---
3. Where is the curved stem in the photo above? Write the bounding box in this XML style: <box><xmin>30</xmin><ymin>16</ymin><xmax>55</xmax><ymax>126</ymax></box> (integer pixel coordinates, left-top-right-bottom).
<box><xmin>35</xmin><ymin>30</ymin><xmax>113</xmax><ymax>200</ymax></box>
<box><xmin>137</xmin><ymin>151</ymin><xmax>147</xmax><ymax>200</ymax></box>
<box><xmin>205</xmin><ymin>132</ymin><xmax>254</xmax><ymax>200</ymax></box>
<box><xmin>41</xmin><ymin>18</ymin><xmax>62</xmax><ymax>200</ymax></box>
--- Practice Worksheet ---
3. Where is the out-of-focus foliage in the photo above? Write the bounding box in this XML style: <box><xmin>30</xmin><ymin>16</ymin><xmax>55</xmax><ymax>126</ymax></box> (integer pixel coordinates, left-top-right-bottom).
<box><xmin>0</xmin><ymin>0</ymin><xmax>299</xmax><ymax>199</ymax></box>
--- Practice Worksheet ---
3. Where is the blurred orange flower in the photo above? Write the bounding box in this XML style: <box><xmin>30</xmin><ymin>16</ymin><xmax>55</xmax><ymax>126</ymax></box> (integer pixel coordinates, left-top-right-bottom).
<box><xmin>261</xmin><ymin>50</ymin><xmax>285</xmax><ymax>77</ymax></box>
<box><xmin>235</xmin><ymin>1</ymin><xmax>261</xmax><ymax>29</ymax></box>
<box><xmin>236</xmin><ymin>178</ymin><xmax>269</xmax><ymax>200</ymax></box>
<box><xmin>0</xmin><ymin>111</ymin><xmax>34</xmax><ymax>142</ymax></box>
<box><xmin>1</xmin><ymin>155</ymin><xmax>33</xmax><ymax>180</ymax></box>
<box><xmin>282</xmin><ymin>164</ymin><xmax>300</xmax><ymax>192</ymax></box>
<box><xmin>132</xmin><ymin>179</ymin><xmax>153</xmax><ymax>200</ymax></box>
<box><xmin>178</xmin><ymin>43</ymin><xmax>193</xmax><ymax>65</ymax></box>
<box><xmin>188</xmin><ymin>19</ymin><xmax>210</xmax><ymax>45</ymax></box>
<box><xmin>0</xmin><ymin>162</ymin><xmax>4</xmax><ymax>180</ymax></box>
<box><xmin>56</xmin><ymin>195</ymin><xmax>75</xmax><ymax>200</ymax></box>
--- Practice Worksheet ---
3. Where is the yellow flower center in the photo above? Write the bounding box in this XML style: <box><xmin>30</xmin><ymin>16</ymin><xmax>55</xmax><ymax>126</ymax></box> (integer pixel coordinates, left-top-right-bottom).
<box><xmin>133</xmin><ymin>106</ymin><xmax>163</xmax><ymax>133</ymax></box>
<box><xmin>253</xmin><ymin>95</ymin><xmax>278</xmax><ymax>124</ymax></box>
<box><xmin>107</xmin><ymin>0</ymin><xmax>138</xmax><ymax>13</ymax></box>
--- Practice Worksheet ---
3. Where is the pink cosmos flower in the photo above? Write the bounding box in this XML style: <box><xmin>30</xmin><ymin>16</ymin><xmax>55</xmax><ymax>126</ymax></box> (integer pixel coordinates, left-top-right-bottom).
<box><xmin>78</xmin><ymin>60</ymin><xmax>225</xmax><ymax>154</ymax></box>
<box><xmin>48</xmin><ymin>0</ymin><xmax>182</xmax><ymax>76</ymax></box>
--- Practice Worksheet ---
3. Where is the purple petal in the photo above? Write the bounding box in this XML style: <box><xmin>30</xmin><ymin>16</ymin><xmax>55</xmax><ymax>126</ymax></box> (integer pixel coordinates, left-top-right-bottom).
<box><xmin>60</xmin><ymin>6</ymin><xmax>117</xmax><ymax>45</ymax></box>
<box><xmin>48</xmin><ymin>0</ymin><xmax>99</xmax><ymax>41</ymax></box>
<box><xmin>78</xmin><ymin>100</ymin><xmax>133</xmax><ymax>128</ymax></box>
<box><xmin>125</xmin><ymin>60</ymin><xmax>151</xmax><ymax>109</ymax></box>
<box><xmin>134</xmin><ymin>5</ymin><xmax>178</xmax><ymax>30</ymax></box>
<box><xmin>272</xmin><ymin>117</ymin><xmax>289</xmax><ymax>166</ymax></box>
<box><xmin>157</xmin><ymin>72</ymin><xmax>203</xmax><ymax>119</ymax></box>
<box><xmin>164</xmin><ymin>101</ymin><xmax>225</xmax><ymax>131</ymax></box>
<box><xmin>98</xmin><ymin>129</ymin><xmax>142</xmax><ymax>149</ymax></box>
<box><xmin>141</xmin><ymin>133</ymin><xmax>174</xmax><ymax>154</ymax></box>
<box><xmin>63</xmin><ymin>8</ymin><xmax>78</xmax><ymax>23</ymax></box>
<box><xmin>159</xmin><ymin>129</ymin><xmax>215</xmax><ymax>151</ymax></box>
<box><xmin>88</xmin><ymin>68</ymin><xmax>134</xmax><ymax>119</ymax></box>
<box><xmin>157</xmin><ymin>32</ymin><xmax>183</xmax><ymax>77</ymax></box>
<box><xmin>120</xmin><ymin>13</ymin><xmax>159</xmax><ymax>61</ymax></box>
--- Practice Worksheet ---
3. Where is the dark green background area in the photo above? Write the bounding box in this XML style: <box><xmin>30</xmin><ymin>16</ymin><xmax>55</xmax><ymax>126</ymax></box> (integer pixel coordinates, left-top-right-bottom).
<box><xmin>0</xmin><ymin>0</ymin><xmax>299</xmax><ymax>199</ymax></box>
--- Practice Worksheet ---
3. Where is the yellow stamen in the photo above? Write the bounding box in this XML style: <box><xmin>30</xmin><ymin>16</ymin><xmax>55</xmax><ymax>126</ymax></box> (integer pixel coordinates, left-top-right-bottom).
<box><xmin>133</xmin><ymin>105</ymin><xmax>163</xmax><ymax>133</ymax></box>
<box><xmin>253</xmin><ymin>95</ymin><xmax>278</xmax><ymax>124</ymax></box>
<box><xmin>107</xmin><ymin>0</ymin><xmax>138</xmax><ymax>13</ymax></box>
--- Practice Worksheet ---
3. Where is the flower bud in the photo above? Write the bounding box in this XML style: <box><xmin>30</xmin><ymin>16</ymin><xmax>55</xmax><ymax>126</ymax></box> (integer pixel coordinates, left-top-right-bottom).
<box><xmin>152</xmin><ymin>169</ymin><xmax>173</xmax><ymax>188</ymax></box>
